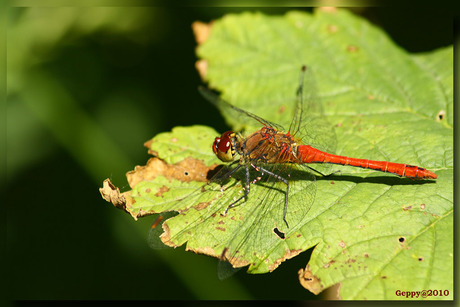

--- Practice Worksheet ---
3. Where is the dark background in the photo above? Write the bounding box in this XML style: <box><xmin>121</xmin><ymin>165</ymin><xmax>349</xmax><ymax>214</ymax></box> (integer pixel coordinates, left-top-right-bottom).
<box><xmin>6</xmin><ymin>7</ymin><xmax>452</xmax><ymax>301</ymax></box>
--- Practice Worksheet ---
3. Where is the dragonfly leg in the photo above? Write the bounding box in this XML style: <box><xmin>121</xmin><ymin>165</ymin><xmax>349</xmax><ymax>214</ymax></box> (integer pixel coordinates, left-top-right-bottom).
<box><xmin>214</xmin><ymin>162</ymin><xmax>241</xmax><ymax>181</ymax></box>
<box><xmin>256</xmin><ymin>166</ymin><xmax>290</xmax><ymax>229</ymax></box>
<box><xmin>223</xmin><ymin>165</ymin><xmax>251</xmax><ymax>215</ymax></box>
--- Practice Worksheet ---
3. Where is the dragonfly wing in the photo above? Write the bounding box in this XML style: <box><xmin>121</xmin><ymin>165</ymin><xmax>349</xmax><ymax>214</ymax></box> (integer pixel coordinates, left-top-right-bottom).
<box><xmin>218</xmin><ymin>163</ymin><xmax>317</xmax><ymax>273</ymax></box>
<box><xmin>287</xmin><ymin>66</ymin><xmax>337</xmax><ymax>155</ymax></box>
<box><xmin>299</xmin><ymin>115</ymin><xmax>337</xmax><ymax>155</ymax></box>
<box><xmin>199</xmin><ymin>86</ymin><xmax>285</xmax><ymax>133</ymax></box>
<box><xmin>145</xmin><ymin>163</ymin><xmax>244</xmax><ymax>248</ymax></box>
<box><xmin>148</xmin><ymin>212</ymin><xmax>178</xmax><ymax>249</ymax></box>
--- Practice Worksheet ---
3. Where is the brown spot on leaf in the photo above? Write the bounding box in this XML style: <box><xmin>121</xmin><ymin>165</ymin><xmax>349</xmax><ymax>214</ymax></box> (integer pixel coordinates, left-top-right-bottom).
<box><xmin>192</xmin><ymin>21</ymin><xmax>212</xmax><ymax>45</ymax></box>
<box><xmin>126</xmin><ymin>157</ymin><xmax>219</xmax><ymax>188</ymax></box>
<box><xmin>193</xmin><ymin>202</ymin><xmax>209</xmax><ymax>211</ymax></box>
<box><xmin>381</xmin><ymin>275</ymin><xmax>387</xmax><ymax>279</ymax></box>
<box><xmin>298</xmin><ymin>266</ymin><xmax>324</xmax><ymax>295</ymax></box>
<box><xmin>418</xmin><ymin>257</ymin><xmax>424</xmax><ymax>261</ymax></box>
<box><xmin>195</xmin><ymin>60</ymin><xmax>208</xmax><ymax>82</ymax></box>
<box><xmin>216</xmin><ymin>227</ymin><xmax>226</xmax><ymax>232</ymax></box>
<box><xmin>346</xmin><ymin>258</ymin><xmax>356</xmax><ymax>264</ymax></box>
<box><xmin>403</xmin><ymin>205</ymin><xmax>413</xmax><ymax>211</ymax></box>
<box><xmin>363</xmin><ymin>253</ymin><xmax>369</xmax><ymax>258</ymax></box>
<box><xmin>420</xmin><ymin>203</ymin><xmax>426</xmax><ymax>210</ymax></box>
<box><xmin>327</xmin><ymin>24</ymin><xmax>338</xmax><ymax>33</ymax></box>
<box><xmin>278</xmin><ymin>105</ymin><xmax>286</xmax><ymax>114</ymax></box>
<box><xmin>347</xmin><ymin>45</ymin><xmax>359</xmax><ymax>52</ymax></box>
<box><xmin>324</xmin><ymin>259</ymin><xmax>336</xmax><ymax>269</ymax></box>
<box><xmin>339</xmin><ymin>241</ymin><xmax>346</xmax><ymax>248</ymax></box>
<box><xmin>154</xmin><ymin>185</ymin><xmax>170</xmax><ymax>197</ymax></box>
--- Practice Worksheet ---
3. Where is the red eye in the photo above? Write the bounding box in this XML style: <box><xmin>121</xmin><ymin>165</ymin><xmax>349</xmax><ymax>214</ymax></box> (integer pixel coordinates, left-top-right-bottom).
<box><xmin>217</xmin><ymin>132</ymin><xmax>233</xmax><ymax>152</ymax></box>
<box><xmin>212</xmin><ymin>131</ymin><xmax>236</xmax><ymax>162</ymax></box>
<box><xmin>212</xmin><ymin>137</ymin><xmax>220</xmax><ymax>154</ymax></box>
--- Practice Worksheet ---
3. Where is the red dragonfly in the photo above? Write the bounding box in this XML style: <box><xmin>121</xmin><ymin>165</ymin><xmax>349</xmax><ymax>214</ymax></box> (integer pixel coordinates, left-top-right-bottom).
<box><xmin>199</xmin><ymin>65</ymin><xmax>437</xmax><ymax>229</ymax></box>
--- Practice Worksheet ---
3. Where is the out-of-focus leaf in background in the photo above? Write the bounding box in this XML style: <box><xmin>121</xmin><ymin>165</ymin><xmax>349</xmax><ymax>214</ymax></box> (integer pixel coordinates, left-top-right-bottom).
<box><xmin>7</xmin><ymin>6</ymin><xmax>253</xmax><ymax>300</ymax></box>
<box><xmin>8</xmin><ymin>8</ymin><xmax>154</xmax><ymax>182</ymax></box>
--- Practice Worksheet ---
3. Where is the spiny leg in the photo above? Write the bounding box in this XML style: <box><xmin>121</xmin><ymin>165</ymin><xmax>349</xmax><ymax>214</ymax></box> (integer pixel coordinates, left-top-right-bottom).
<box><xmin>223</xmin><ymin>164</ymin><xmax>251</xmax><ymax>216</ymax></box>
<box><xmin>255</xmin><ymin>166</ymin><xmax>290</xmax><ymax>228</ymax></box>
<box><xmin>214</xmin><ymin>162</ymin><xmax>241</xmax><ymax>182</ymax></box>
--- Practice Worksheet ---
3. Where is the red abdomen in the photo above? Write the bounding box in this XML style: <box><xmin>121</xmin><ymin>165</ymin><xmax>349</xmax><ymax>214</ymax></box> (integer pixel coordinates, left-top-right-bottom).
<box><xmin>297</xmin><ymin>145</ymin><xmax>437</xmax><ymax>179</ymax></box>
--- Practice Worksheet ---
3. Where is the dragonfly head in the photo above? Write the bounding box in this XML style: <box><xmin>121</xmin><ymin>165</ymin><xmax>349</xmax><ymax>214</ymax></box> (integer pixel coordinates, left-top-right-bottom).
<box><xmin>212</xmin><ymin>131</ymin><xmax>236</xmax><ymax>162</ymax></box>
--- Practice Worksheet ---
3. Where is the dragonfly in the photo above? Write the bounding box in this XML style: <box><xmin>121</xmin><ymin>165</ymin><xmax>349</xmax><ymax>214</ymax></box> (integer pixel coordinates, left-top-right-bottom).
<box><xmin>148</xmin><ymin>65</ymin><xmax>437</xmax><ymax>275</ymax></box>
<box><xmin>200</xmin><ymin>65</ymin><xmax>437</xmax><ymax>229</ymax></box>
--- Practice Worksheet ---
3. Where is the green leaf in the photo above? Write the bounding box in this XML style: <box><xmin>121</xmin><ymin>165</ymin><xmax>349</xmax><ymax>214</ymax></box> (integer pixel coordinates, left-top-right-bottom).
<box><xmin>195</xmin><ymin>9</ymin><xmax>452</xmax><ymax>299</ymax></box>
<box><xmin>148</xmin><ymin>125</ymin><xmax>219</xmax><ymax>166</ymax></box>
<box><xmin>102</xmin><ymin>9</ymin><xmax>452</xmax><ymax>300</ymax></box>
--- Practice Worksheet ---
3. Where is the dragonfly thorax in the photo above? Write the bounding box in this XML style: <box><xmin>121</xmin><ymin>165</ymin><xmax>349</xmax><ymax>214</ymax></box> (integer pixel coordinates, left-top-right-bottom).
<box><xmin>213</xmin><ymin>131</ymin><xmax>238</xmax><ymax>162</ymax></box>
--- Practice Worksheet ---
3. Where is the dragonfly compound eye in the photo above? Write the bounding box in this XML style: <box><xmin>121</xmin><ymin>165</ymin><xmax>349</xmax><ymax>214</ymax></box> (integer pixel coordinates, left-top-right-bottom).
<box><xmin>213</xmin><ymin>131</ymin><xmax>235</xmax><ymax>162</ymax></box>
<box><xmin>212</xmin><ymin>137</ymin><xmax>221</xmax><ymax>155</ymax></box>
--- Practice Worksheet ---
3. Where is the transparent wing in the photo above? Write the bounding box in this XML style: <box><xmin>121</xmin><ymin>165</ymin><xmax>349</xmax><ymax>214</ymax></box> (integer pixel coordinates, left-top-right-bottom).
<box><xmin>146</xmin><ymin>158</ymin><xmax>318</xmax><ymax>275</ymax></box>
<box><xmin>148</xmin><ymin>212</ymin><xmax>178</xmax><ymax>249</ymax></box>
<box><xmin>289</xmin><ymin>66</ymin><xmax>337</xmax><ymax>155</ymax></box>
<box><xmin>216</xmin><ymin>162</ymin><xmax>317</xmax><ymax>274</ymax></box>
<box><xmin>199</xmin><ymin>86</ymin><xmax>285</xmax><ymax>133</ymax></box>
<box><xmin>144</xmin><ymin>161</ymin><xmax>268</xmax><ymax>251</ymax></box>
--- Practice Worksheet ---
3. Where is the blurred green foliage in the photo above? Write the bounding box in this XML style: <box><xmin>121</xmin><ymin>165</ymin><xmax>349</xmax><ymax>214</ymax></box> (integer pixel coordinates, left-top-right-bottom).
<box><xmin>6</xmin><ymin>6</ymin><xmax>452</xmax><ymax>300</ymax></box>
